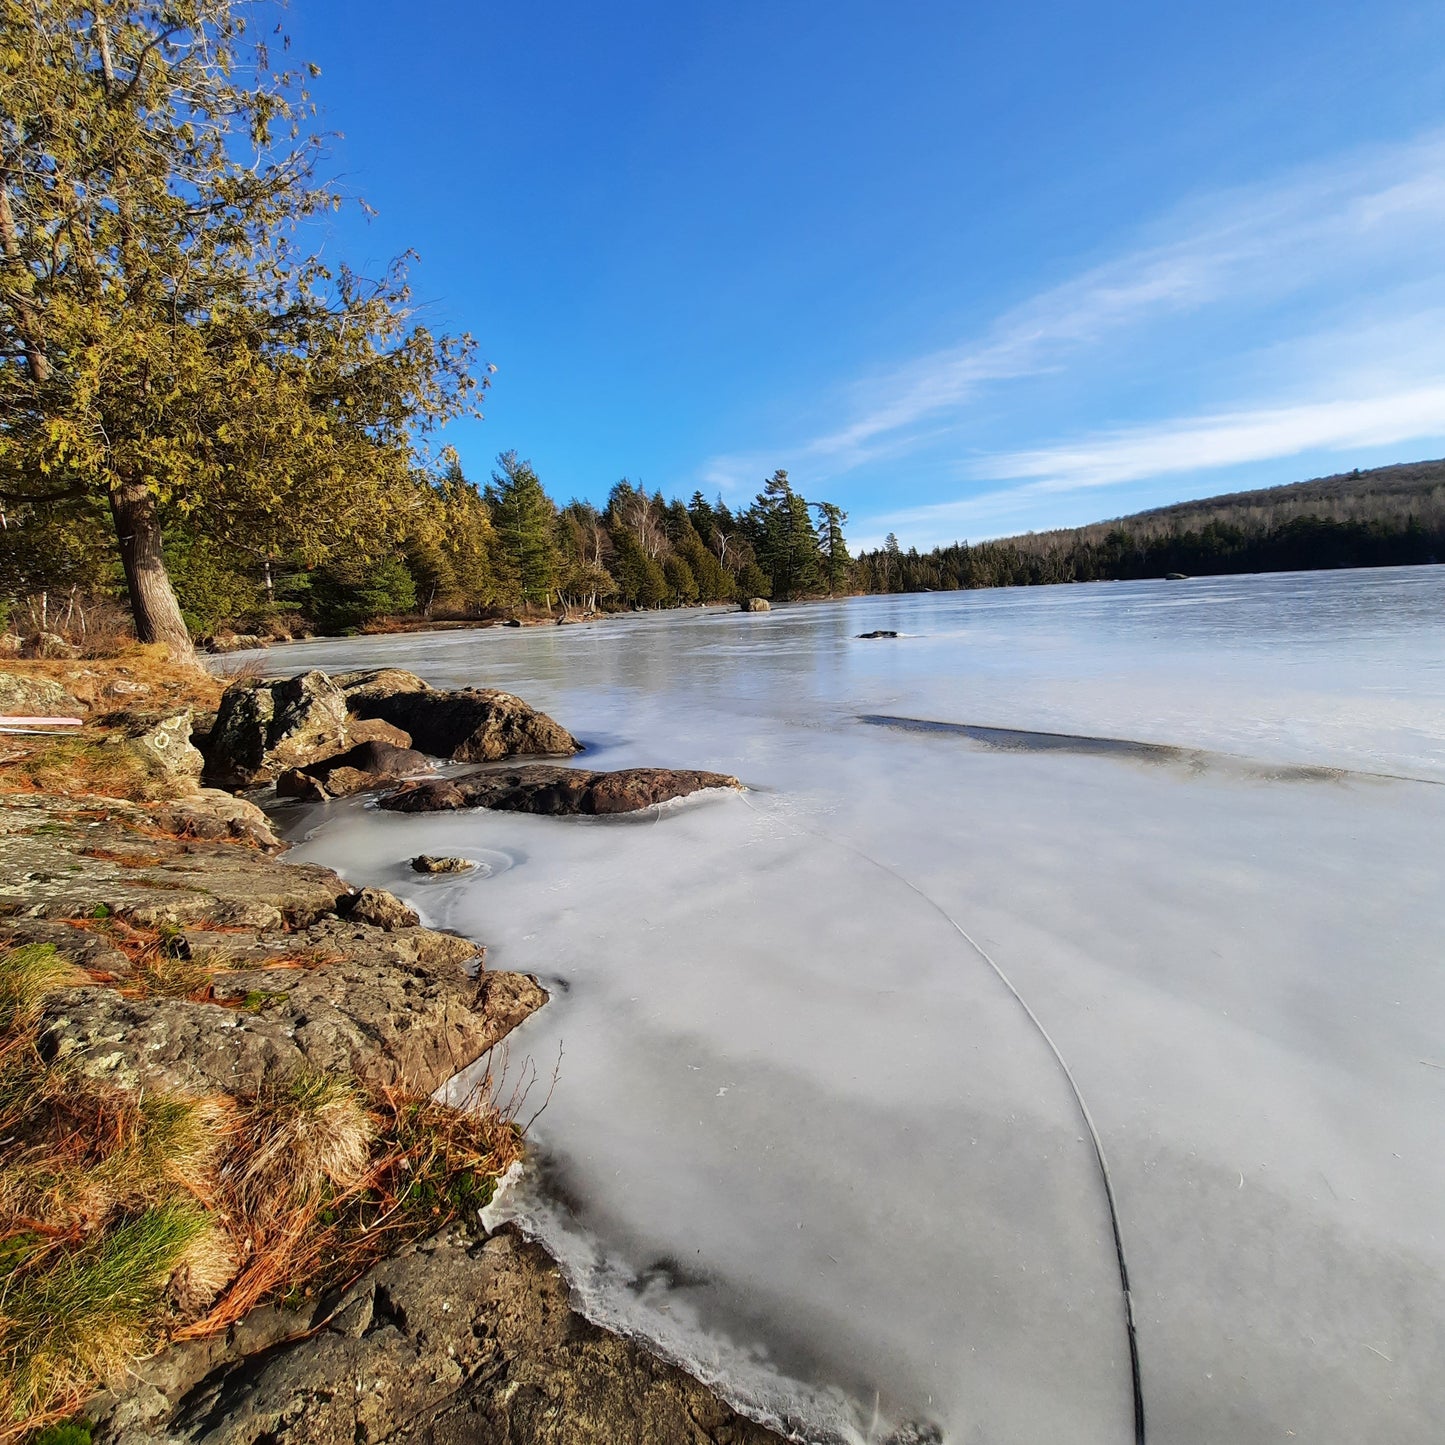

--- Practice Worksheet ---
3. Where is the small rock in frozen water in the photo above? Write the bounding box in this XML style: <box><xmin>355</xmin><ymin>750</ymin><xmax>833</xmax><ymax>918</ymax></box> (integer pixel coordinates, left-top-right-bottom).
<box><xmin>411</xmin><ymin>854</ymin><xmax>477</xmax><ymax>874</ymax></box>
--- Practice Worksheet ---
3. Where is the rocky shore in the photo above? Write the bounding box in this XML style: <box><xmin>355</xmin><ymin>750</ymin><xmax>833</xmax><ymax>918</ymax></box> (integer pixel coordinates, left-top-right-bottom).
<box><xmin>0</xmin><ymin>655</ymin><xmax>775</xmax><ymax>1444</ymax></box>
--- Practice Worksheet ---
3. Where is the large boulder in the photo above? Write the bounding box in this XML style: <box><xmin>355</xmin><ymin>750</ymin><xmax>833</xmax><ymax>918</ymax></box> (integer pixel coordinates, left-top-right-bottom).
<box><xmin>0</xmin><ymin>670</ymin><xmax>85</xmax><ymax>717</ymax></box>
<box><xmin>276</xmin><ymin>739</ymin><xmax>433</xmax><ymax>800</ymax></box>
<box><xmin>381</xmin><ymin>764</ymin><xmax>742</xmax><ymax>817</ymax></box>
<box><xmin>343</xmin><ymin>674</ymin><xmax>580</xmax><ymax>763</ymax></box>
<box><xmin>204</xmin><ymin>671</ymin><xmax>350</xmax><ymax>787</ymax></box>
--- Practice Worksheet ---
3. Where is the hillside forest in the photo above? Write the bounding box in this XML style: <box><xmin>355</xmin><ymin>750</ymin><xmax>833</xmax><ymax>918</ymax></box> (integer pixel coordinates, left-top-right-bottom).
<box><xmin>851</xmin><ymin>460</ymin><xmax>1445</xmax><ymax>596</ymax></box>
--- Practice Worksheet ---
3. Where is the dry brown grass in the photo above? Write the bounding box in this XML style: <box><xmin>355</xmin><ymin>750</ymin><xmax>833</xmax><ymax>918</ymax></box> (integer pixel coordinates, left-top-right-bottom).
<box><xmin>0</xmin><ymin>644</ymin><xmax>223</xmax><ymax>714</ymax></box>
<box><xmin>0</xmin><ymin>943</ymin><xmax>527</xmax><ymax>1438</ymax></box>
<box><xmin>230</xmin><ymin>1074</ymin><xmax>374</xmax><ymax>1227</ymax></box>
<box><xmin>0</xmin><ymin>737</ymin><xmax>159</xmax><ymax>801</ymax></box>
<box><xmin>255</xmin><ymin>945</ymin><xmax>344</xmax><ymax>972</ymax></box>
<box><xmin>57</xmin><ymin>918</ymin><xmax>235</xmax><ymax>1001</ymax></box>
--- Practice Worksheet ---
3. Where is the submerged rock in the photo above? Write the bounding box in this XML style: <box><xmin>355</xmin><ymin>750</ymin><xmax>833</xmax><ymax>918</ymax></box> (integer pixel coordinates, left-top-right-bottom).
<box><xmin>381</xmin><ymin>763</ymin><xmax>742</xmax><ymax>817</ymax></box>
<box><xmin>205</xmin><ymin>671</ymin><xmax>350</xmax><ymax>786</ymax></box>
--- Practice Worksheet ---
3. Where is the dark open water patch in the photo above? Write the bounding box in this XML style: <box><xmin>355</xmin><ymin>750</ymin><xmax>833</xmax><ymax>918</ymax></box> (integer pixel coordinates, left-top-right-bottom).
<box><xmin>856</xmin><ymin>714</ymin><xmax>1441</xmax><ymax>787</ymax></box>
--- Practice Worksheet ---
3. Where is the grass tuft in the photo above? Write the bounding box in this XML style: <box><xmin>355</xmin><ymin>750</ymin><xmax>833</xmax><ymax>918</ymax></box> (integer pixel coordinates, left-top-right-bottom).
<box><xmin>231</xmin><ymin>1073</ymin><xmax>374</xmax><ymax>1226</ymax></box>
<box><xmin>0</xmin><ymin>739</ymin><xmax>158</xmax><ymax>803</ymax></box>
<box><xmin>0</xmin><ymin>1203</ymin><xmax>208</xmax><ymax>1429</ymax></box>
<box><xmin>0</xmin><ymin>945</ymin><xmax>77</xmax><ymax>1033</ymax></box>
<box><xmin>0</xmin><ymin>940</ymin><xmax>525</xmax><ymax>1438</ymax></box>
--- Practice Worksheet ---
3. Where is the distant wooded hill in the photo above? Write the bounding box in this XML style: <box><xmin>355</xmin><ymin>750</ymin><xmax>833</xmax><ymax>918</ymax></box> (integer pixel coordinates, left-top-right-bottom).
<box><xmin>853</xmin><ymin>459</ymin><xmax>1445</xmax><ymax>593</ymax></box>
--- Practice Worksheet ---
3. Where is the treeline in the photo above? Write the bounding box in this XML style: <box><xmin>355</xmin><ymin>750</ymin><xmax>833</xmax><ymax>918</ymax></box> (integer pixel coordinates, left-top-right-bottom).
<box><xmin>854</xmin><ymin>460</ymin><xmax>1445</xmax><ymax>593</ymax></box>
<box><xmin>1</xmin><ymin>460</ymin><xmax>851</xmax><ymax>637</ymax></box>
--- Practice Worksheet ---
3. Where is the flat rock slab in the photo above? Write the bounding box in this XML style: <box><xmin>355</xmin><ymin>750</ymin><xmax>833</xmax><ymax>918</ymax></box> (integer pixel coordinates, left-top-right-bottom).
<box><xmin>1</xmin><ymin>793</ymin><xmax>545</xmax><ymax>1097</ymax></box>
<box><xmin>99</xmin><ymin>1225</ymin><xmax>783</xmax><ymax>1445</ymax></box>
<box><xmin>0</xmin><ymin>794</ymin><xmax>345</xmax><ymax>930</ymax></box>
<box><xmin>381</xmin><ymin>764</ymin><xmax>743</xmax><ymax>816</ymax></box>
<box><xmin>0</xmin><ymin>669</ymin><xmax>87</xmax><ymax>716</ymax></box>
<box><xmin>40</xmin><ymin>926</ymin><xmax>544</xmax><ymax>1098</ymax></box>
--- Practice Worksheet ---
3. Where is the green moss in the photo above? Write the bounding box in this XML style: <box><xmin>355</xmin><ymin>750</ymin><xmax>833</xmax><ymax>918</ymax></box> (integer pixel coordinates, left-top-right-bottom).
<box><xmin>242</xmin><ymin>989</ymin><xmax>289</xmax><ymax>1011</ymax></box>
<box><xmin>29</xmin><ymin>1422</ymin><xmax>92</xmax><ymax>1445</ymax></box>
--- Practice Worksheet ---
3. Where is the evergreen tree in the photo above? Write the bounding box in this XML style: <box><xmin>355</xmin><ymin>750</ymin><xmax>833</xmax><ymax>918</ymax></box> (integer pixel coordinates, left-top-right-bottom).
<box><xmin>663</xmin><ymin>553</ymin><xmax>698</xmax><ymax>604</ymax></box>
<box><xmin>435</xmin><ymin>461</ymin><xmax>497</xmax><ymax>614</ymax></box>
<box><xmin>746</xmin><ymin>470</ymin><xmax>824</xmax><ymax>599</ymax></box>
<box><xmin>813</xmin><ymin>502</ymin><xmax>852</xmax><ymax>594</ymax></box>
<box><xmin>784</xmin><ymin>491</ymin><xmax>824</xmax><ymax>596</ymax></box>
<box><xmin>611</xmin><ymin>529</ymin><xmax>668</xmax><ymax>607</ymax></box>
<box><xmin>487</xmin><ymin>452</ymin><xmax>560</xmax><ymax>607</ymax></box>
<box><xmin>310</xmin><ymin>552</ymin><xmax>417</xmax><ymax>632</ymax></box>
<box><xmin>737</xmin><ymin>560</ymin><xmax>771</xmax><ymax>599</ymax></box>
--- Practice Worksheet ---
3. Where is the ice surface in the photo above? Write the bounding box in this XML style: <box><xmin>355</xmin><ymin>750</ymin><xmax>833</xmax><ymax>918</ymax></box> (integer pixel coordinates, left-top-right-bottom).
<box><xmin>272</xmin><ymin>567</ymin><xmax>1445</xmax><ymax>1443</ymax></box>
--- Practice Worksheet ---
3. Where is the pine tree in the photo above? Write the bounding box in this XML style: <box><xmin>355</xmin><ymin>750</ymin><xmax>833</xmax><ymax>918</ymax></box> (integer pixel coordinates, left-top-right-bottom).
<box><xmin>487</xmin><ymin>452</ymin><xmax>560</xmax><ymax>608</ymax></box>
<box><xmin>812</xmin><ymin>502</ymin><xmax>852</xmax><ymax>594</ymax></box>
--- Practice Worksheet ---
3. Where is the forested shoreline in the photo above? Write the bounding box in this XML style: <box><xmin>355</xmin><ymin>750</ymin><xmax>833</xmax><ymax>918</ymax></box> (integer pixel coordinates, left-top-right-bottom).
<box><xmin>2</xmin><ymin>459</ymin><xmax>851</xmax><ymax>642</ymax></box>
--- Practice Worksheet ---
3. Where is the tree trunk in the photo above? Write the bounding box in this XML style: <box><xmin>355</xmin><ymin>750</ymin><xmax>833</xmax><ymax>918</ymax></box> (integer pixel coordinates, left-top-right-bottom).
<box><xmin>108</xmin><ymin>478</ymin><xmax>196</xmax><ymax>663</ymax></box>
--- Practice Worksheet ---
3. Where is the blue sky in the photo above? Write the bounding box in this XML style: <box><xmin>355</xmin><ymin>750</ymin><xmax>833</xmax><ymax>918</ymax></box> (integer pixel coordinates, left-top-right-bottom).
<box><xmin>289</xmin><ymin>1</ymin><xmax>1445</xmax><ymax>550</ymax></box>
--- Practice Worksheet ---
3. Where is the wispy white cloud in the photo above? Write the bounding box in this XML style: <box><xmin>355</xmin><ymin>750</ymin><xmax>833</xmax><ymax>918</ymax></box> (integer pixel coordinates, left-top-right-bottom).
<box><xmin>854</xmin><ymin>379</ymin><xmax>1445</xmax><ymax>550</ymax></box>
<box><xmin>974</xmin><ymin>382</ymin><xmax>1445</xmax><ymax>492</ymax></box>
<box><xmin>700</xmin><ymin>127</ymin><xmax>1445</xmax><ymax>501</ymax></box>
<box><xmin>815</xmin><ymin>132</ymin><xmax>1445</xmax><ymax>465</ymax></box>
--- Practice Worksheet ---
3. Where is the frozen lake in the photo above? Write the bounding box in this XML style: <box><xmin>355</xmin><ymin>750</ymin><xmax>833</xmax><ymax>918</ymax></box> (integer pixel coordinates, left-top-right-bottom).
<box><xmin>268</xmin><ymin>566</ymin><xmax>1445</xmax><ymax>1444</ymax></box>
